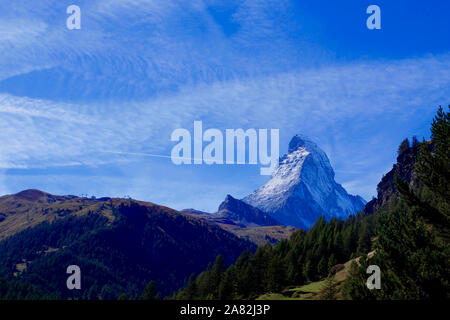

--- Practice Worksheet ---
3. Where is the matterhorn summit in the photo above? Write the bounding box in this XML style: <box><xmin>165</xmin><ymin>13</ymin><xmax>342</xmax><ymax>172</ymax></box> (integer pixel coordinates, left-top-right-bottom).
<box><xmin>243</xmin><ymin>135</ymin><xmax>366</xmax><ymax>229</ymax></box>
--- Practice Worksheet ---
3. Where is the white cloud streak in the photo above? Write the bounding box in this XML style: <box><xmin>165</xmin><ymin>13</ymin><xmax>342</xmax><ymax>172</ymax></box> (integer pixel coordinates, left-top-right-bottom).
<box><xmin>0</xmin><ymin>54</ymin><xmax>449</xmax><ymax>171</ymax></box>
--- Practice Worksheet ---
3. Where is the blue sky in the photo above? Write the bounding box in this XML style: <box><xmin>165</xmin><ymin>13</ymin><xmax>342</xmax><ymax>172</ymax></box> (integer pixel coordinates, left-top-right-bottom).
<box><xmin>0</xmin><ymin>0</ymin><xmax>449</xmax><ymax>212</ymax></box>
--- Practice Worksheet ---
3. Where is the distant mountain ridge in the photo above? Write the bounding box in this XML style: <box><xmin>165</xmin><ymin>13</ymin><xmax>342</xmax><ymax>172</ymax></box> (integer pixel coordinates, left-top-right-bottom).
<box><xmin>244</xmin><ymin>135</ymin><xmax>366</xmax><ymax>229</ymax></box>
<box><xmin>217</xmin><ymin>195</ymin><xmax>280</xmax><ymax>227</ymax></box>
<box><xmin>181</xmin><ymin>196</ymin><xmax>296</xmax><ymax>246</ymax></box>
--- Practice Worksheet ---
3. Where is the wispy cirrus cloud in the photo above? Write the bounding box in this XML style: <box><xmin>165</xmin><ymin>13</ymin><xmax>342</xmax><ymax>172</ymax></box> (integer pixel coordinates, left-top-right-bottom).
<box><xmin>1</xmin><ymin>54</ymin><xmax>448</xmax><ymax>174</ymax></box>
<box><xmin>0</xmin><ymin>0</ymin><xmax>325</xmax><ymax>100</ymax></box>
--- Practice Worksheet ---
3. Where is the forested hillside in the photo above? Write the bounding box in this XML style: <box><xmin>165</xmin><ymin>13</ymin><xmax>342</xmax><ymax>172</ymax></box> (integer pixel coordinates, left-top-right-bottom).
<box><xmin>0</xmin><ymin>198</ymin><xmax>255</xmax><ymax>299</ymax></box>
<box><xmin>346</xmin><ymin>106</ymin><xmax>449</xmax><ymax>299</ymax></box>
<box><xmin>175</xmin><ymin>213</ymin><xmax>376</xmax><ymax>299</ymax></box>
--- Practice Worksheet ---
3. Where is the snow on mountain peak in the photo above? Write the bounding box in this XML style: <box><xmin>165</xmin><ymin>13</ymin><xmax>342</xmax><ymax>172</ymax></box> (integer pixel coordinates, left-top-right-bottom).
<box><xmin>243</xmin><ymin>135</ymin><xmax>366</xmax><ymax>229</ymax></box>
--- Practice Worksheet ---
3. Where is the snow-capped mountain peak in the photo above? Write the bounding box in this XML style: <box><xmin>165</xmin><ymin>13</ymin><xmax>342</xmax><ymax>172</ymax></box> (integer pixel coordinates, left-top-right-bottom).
<box><xmin>243</xmin><ymin>135</ymin><xmax>365</xmax><ymax>229</ymax></box>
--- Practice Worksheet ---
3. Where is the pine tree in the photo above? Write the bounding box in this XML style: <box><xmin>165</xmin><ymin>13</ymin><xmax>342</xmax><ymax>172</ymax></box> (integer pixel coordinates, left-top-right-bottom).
<box><xmin>415</xmin><ymin>105</ymin><xmax>450</xmax><ymax>225</ymax></box>
<box><xmin>317</xmin><ymin>256</ymin><xmax>327</xmax><ymax>277</ymax></box>
<box><xmin>266</xmin><ymin>256</ymin><xmax>286</xmax><ymax>293</ymax></box>
<box><xmin>141</xmin><ymin>281</ymin><xmax>161</xmax><ymax>300</ymax></box>
<box><xmin>210</xmin><ymin>255</ymin><xmax>226</xmax><ymax>298</ymax></box>
<box><xmin>302</xmin><ymin>260</ymin><xmax>312</xmax><ymax>282</ymax></box>
<box><xmin>319</xmin><ymin>275</ymin><xmax>338</xmax><ymax>300</ymax></box>
<box><xmin>398</xmin><ymin>138</ymin><xmax>410</xmax><ymax>155</ymax></box>
<box><xmin>356</xmin><ymin>221</ymin><xmax>372</xmax><ymax>255</ymax></box>
<box><xmin>342</xmin><ymin>260</ymin><xmax>374</xmax><ymax>300</ymax></box>
<box><xmin>184</xmin><ymin>273</ymin><xmax>198</xmax><ymax>299</ymax></box>
<box><xmin>327</xmin><ymin>254</ymin><xmax>337</xmax><ymax>273</ymax></box>
<box><xmin>412</xmin><ymin>136</ymin><xmax>419</xmax><ymax>148</ymax></box>
<box><xmin>218</xmin><ymin>268</ymin><xmax>235</xmax><ymax>300</ymax></box>
<box><xmin>372</xmin><ymin>200</ymin><xmax>449</xmax><ymax>299</ymax></box>
<box><xmin>118</xmin><ymin>293</ymin><xmax>128</xmax><ymax>300</ymax></box>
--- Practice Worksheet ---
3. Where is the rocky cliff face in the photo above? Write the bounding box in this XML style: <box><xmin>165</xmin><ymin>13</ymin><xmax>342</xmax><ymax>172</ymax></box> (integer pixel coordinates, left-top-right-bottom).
<box><xmin>364</xmin><ymin>143</ymin><xmax>421</xmax><ymax>214</ymax></box>
<box><xmin>243</xmin><ymin>135</ymin><xmax>366</xmax><ymax>229</ymax></box>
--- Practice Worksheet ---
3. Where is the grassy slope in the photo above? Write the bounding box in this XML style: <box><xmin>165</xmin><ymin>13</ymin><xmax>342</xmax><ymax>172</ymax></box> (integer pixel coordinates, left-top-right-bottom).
<box><xmin>219</xmin><ymin>224</ymin><xmax>298</xmax><ymax>246</ymax></box>
<box><xmin>0</xmin><ymin>190</ymin><xmax>115</xmax><ymax>240</ymax></box>
<box><xmin>181</xmin><ymin>211</ymin><xmax>297</xmax><ymax>246</ymax></box>
<box><xmin>256</xmin><ymin>252</ymin><xmax>374</xmax><ymax>300</ymax></box>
